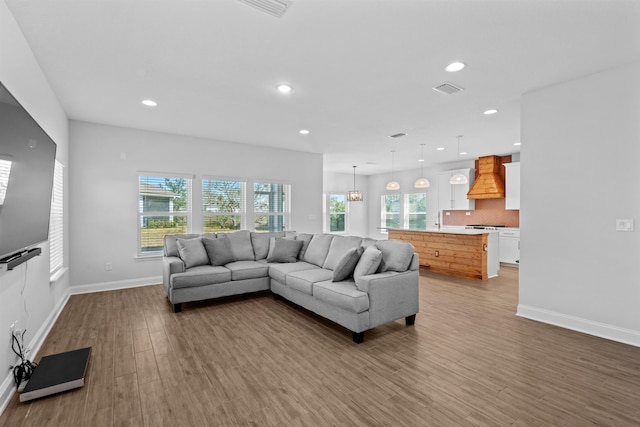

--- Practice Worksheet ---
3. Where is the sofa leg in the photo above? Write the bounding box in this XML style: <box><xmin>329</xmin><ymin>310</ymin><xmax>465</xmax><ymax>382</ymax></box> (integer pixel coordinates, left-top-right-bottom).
<box><xmin>351</xmin><ymin>331</ymin><xmax>364</xmax><ymax>344</ymax></box>
<box><xmin>173</xmin><ymin>303</ymin><xmax>182</xmax><ymax>313</ymax></box>
<box><xmin>405</xmin><ymin>314</ymin><xmax>416</xmax><ymax>326</ymax></box>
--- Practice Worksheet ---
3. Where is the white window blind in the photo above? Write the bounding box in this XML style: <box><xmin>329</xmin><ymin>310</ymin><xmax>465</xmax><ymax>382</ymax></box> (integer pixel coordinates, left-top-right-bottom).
<box><xmin>49</xmin><ymin>160</ymin><xmax>64</xmax><ymax>275</ymax></box>
<box><xmin>202</xmin><ymin>179</ymin><xmax>246</xmax><ymax>232</ymax></box>
<box><xmin>253</xmin><ymin>182</ymin><xmax>290</xmax><ymax>232</ymax></box>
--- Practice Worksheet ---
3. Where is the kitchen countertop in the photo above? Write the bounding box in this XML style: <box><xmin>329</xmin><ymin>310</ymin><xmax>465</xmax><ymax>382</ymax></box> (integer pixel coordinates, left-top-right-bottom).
<box><xmin>388</xmin><ymin>228</ymin><xmax>500</xmax><ymax>235</ymax></box>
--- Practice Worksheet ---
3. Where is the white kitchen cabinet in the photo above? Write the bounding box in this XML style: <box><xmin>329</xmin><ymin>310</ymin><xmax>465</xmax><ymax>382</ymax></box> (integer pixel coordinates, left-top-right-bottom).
<box><xmin>437</xmin><ymin>169</ymin><xmax>475</xmax><ymax>211</ymax></box>
<box><xmin>499</xmin><ymin>229</ymin><xmax>520</xmax><ymax>265</ymax></box>
<box><xmin>504</xmin><ymin>162</ymin><xmax>520</xmax><ymax>210</ymax></box>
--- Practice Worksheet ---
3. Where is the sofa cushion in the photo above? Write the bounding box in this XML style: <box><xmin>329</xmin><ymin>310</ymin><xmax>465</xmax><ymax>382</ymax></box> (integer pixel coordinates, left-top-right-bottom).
<box><xmin>170</xmin><ymin>265</ymin><xmax>231</xmax><ymax>289</ymax></box>
<box><xmin>332</xmin><ymin>247</ymin><xmax>364</xmax><ymax>282</ymax></box>
<box><xmin>223</xmin><ymin>230</ymin><xmax>255</xmax><ymax>261</ymax></box>
<box><xmin>286</xmin><ymin>268</ymin><xmax>334</xmax><ymax>296</ymax></box>
<box><xmin>314</xmin><ymin>280</ymin><xmax>370</xmax><ymax>314</ymax></box>
<box><xmin>267</xmin><ymin>238</ymin><xmax>303</xmax><ymax>263</ymax></box>
<box><xmin>353</xmin><ymin>246</ymin><xmax>383</xmax><ymax>289</ymax></box>
<box><xmin>268</xmin><ymin>261</ymin><xmax>319</xmax><ymax>284</ymax></box>
<box><xmin>375</xmin><ymin>240</ymin><xmax>415</xmax><ymax>273</ymax></box>
<box><xmin>302</xmin><ymin>234</ymin><xmax>334</xmax><ymax>267</ymax></box>
<box><xmin>176</xmin><ymin>238</ymin><xmax>210</xmax><ymax>269</ymax></box>
<box><xmin>164</xmin><ymin>234</ymin><xmax>200</xmax><ymax>257</ymax></box>
<box><xmin>251</xmin><ymin>231</ymin><xmax>285</xmax><ymax>260</ymax></box>
<box><xmin>225</xmin><ymin>260</ymin><xmax>269</xmax><ymax>280</ymax></box>
<box><xmin>323</xmin><ymin>235</ymin><xmax>363</xmax><ymax>270</ymax></box>
<box><xmin>295</xmin><ymin>233</ymin><xmax>313</xmax><ymax>259</ymax></box>
<box><xmin>202</xmin><ymin>236</ymin><xmax>236</xmax><ymax>266</ymax></box>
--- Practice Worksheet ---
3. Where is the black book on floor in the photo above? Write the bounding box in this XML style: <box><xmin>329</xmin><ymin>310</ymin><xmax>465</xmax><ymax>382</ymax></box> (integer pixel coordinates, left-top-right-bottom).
<box><xmin>20</xmin><ymin>347</ymin><xmax>91</xmax><ymax>402</ymax></box>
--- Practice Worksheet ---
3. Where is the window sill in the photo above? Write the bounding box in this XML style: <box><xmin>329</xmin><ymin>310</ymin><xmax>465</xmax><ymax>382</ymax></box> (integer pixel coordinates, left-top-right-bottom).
<box><xmin>50</xmin><ymin>267</ymin><xmax>68</xmax><ymax>284</ymax></box>
<box><xmin>135</xmin><ymin>253</ymin><xmax>163</xmax><ymax>261</ymax></box>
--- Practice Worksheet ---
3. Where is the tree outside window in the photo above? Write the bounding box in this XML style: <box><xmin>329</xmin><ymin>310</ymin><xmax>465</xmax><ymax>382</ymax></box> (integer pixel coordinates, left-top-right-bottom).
<box><xmin>329</xmin><ymin>193</ymin><xmax>346</xmax><ymax>232</ymax></box>
<box><xmin>202</xmin><ymin>179</ymin><xmax>244</xmax><ymax>232</ymax></box>
<box><xmin>405</xmin><ymin>192</ymin><xmax>427</xmax><ymax>229</ymax></box>
<box><xmin>381</xmin><ymin>194</ymin><xmax>401</xmax><ymax>230</ymax></box>
<box><xmin>254</xmin><ymin>182</ymin><xmax>290</xmax><ymax>232</ymax></box>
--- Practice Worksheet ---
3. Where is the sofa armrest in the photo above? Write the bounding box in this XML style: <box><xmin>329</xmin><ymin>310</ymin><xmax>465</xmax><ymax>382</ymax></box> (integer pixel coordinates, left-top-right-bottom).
<box><xmin>162</xmin><ymin>256</ymin><xmax>185</xmax><ymax>291</ymax></box>
<box><xmin>357</xmin><ymin>270</ymin><xmax>419</xmax><ymax>329</ymax></box>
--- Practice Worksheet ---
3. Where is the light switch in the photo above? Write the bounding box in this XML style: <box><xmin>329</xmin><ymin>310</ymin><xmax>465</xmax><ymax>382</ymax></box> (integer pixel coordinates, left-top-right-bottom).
<box><xmin>616</xmin><ymin>219</ymin><xmax>634</xmax><ymax>232</ymax></box>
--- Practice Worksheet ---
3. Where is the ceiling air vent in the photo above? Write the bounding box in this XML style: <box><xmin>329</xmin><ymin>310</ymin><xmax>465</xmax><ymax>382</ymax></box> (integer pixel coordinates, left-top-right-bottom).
<box><xmin>389</xmin><ymin>132</ymin><xmax>407</xmax><ymax>139</ymax></box>
<box><xmin>432</xmin><ymin>82</ymin><xmax>464</xmax><ymax>95</ymax></box>
<box><xmin>238</xmin><ymin>0</ymin><xmax>290</xmax><ymax>18</ymax></box>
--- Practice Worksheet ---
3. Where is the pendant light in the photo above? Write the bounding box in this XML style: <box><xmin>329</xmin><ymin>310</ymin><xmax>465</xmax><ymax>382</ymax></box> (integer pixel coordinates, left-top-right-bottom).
<box><xmin>449</xmin><ymin>135</ymin><xmax>468</xmax><ymax>185</ymax></box>
<box><xmin>346</xmin><ymin>165</ymin><xmax>363</xmax><ymax>202</ymax></box>
<box><xmin>414</xmin><ymin>144</ymin><xmax>430</xmax><ymax>188</ymax></box>
<box><xmin>386</xmin><ymin>150</ymin><xmax>400</xmax><ymax>191</ymax></box>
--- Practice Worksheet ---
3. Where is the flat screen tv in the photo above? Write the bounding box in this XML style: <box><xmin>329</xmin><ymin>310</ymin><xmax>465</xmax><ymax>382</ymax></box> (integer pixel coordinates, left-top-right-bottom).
<box><xmin>0</xmin><ymin>82</ymin><xmax>57</xmax><ymax>262</ymax></box>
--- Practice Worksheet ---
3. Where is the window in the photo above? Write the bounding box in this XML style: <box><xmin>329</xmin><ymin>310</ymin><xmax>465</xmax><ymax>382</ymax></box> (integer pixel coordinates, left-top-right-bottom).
<box><xmin>253</xmin><ymin>182</ymin><xmax>290</xmax><ymax>232</ymax></box>
<box><xmin>49</xmin><ymin>160</ymin><xmax>64</xmax><ymax>276</ymax></box>
<box><xmin>381</xmin><ymin>194</ymin><xmax>401</xmax><ymax>230</ymax></box>
<box><xmin>328</xmin><ymin>193</ymin><xmax>347</xmax><ymax>232</ymax></box>
<box><xmin>405</xmin><ymin>192</ymin><xmax>427</xmax><ymax>229</ymax></box>
<box><xmin>202</xmin><ymin>179</ymin><xmax>245</xmax><ymax>232</ymax></box>
<box><xmin>138</xmin><ymin>174</ymin><xmax>192</xmax><ymax>254</ymax></box>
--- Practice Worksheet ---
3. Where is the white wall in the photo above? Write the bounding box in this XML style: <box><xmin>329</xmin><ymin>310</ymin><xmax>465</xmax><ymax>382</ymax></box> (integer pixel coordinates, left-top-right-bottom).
<box><xmin>322</xmin><ymin>171</ymin><xmax>369</xmax><ymax>237</ymax></box>
<box><xmin>0</xmin><ymin>2</ymin><xmax>70</xmax><ymax>411</ymax></box>
<box><xmin>519</xmin><ymin>61</ymin><xmax>640</xmax><ymax>346</ymax></box>
<box><xmin>68</xmin><ymin>120</ymin><xmax>323</xmax><ymax>289</ymax></box>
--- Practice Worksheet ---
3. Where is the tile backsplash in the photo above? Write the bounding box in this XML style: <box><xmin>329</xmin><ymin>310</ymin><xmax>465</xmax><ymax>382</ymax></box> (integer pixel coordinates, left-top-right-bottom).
<box><xmin>442</xmin><ymin>198</ymin><xmax>520</xmax><ymax>227</ymax></box>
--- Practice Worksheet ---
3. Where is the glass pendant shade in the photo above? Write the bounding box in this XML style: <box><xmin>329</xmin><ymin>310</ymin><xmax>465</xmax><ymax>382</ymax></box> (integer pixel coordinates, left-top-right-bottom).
<box><xmin>347</xmin><ymin>166</ymin><xmax>363</xmax><ymax>202</ymax></box>
<box><xmin>449</xmin><ymin>173</ymin><xmax>468</xmax><ymax>185</ymax></box>
<box><xmin>414</xmin><ymin>177</ymin><xmax>430</xmax><ymax>188</ymax></box>
<box><xmin>386</xmin><ymin>150</ymin><xmax>400</xmax><ymax>191</ymax></box>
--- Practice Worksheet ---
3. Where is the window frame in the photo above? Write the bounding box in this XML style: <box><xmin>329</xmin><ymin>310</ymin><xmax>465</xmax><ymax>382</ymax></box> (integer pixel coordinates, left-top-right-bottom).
<box><xmin>404</xmin><ymin>191</ymin><xmax>427</xmax><ymax>230</ymax></box>
<box><xmin>252</xmin><ymin>181</ymin><xmax>291</xmax><ymax>232</ymax></box>
<box><xmin>380</xmin><ymin>193</ymin><xmax>401</xmax><ymax>233</ymax></box>
<box><xmin>49</xmin><ymin>160</ymin><xmax>64</xmax><ymax>279</ymax></box>
<box><xmin>137</xmin><ymin>172</ymin><xmax>193</xmax><ymax>256</ymax></box>
<box><xmin>326</xmin><ymin>192</ymin><xmax>348</xmax><ymax>233</ymax></box>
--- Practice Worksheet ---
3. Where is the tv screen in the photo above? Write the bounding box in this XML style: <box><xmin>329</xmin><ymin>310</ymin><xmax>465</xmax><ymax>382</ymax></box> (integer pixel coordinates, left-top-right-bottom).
<box><xmin>0</xmin><ymin>82</ymin><xmax>57</xmax><ymax>261</ymax></box>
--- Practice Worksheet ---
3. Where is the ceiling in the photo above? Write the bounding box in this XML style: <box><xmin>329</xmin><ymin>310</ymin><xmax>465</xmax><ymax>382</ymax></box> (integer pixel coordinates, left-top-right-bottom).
<box><xmin>6</xmin><ymin>0</ymin><xmax>640</xmax><ymax>175</ymax></box>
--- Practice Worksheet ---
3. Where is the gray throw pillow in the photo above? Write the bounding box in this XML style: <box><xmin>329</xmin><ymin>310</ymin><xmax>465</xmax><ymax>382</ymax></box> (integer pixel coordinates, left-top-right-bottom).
<box><xmin>224</xmin><ymin>230</ymin><xmax>255</xmax><ymax>261</ymax></box>
<box><xmin>375</xmin><ymin>240</ymin><xmax>415</xmax><ymax>272</ymax></box>
<box><xmin>176</xmin><ymin>238</ymin><xmax>210</xmax><ymax>269</ymax></box>
<box><xmin>353</xmin><ymin>245</ymin><xmax>383</xmax><ymax>289</ymax></box>
<box><xmin>267</xmin><ymin>238</ymin><xmax>304</xmax><ymax>263</ymax></box>
<box><xmin>202</xmin><ymin>237</ymin><xmax>236</xmax><ymax>266</ymax></box>
<box><xmin>251</xmin><ymin>231</ymin><xmax>285</xmax><ymax>260</ymax></box>
<box><xmin>332</xmin><ymin>246</ymin><xmax>364</xmax><ymax>282</ymax></box>
<box><xmin>267</xmin><ymin>236</ymin><xmax>296</xmax><ymax>259</ymax></box>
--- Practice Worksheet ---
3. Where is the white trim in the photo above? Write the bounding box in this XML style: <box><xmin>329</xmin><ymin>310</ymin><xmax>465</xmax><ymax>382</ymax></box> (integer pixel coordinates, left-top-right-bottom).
<box><xmin>0</xmin><ymin>287</ymin><xmax>70</xmax><ymax>415</ymax></box>
<box><xmin>49</xmin><ymin>266</ymin><xmax>68</xmax><ymax>284</ymax></box>
<box><xmin>70</xmin><ymin>276</ymin><xmax>162</xmax><ymax>295</ymax></box>
<box><xmin>137</xmin><ymin>171</ymin><xmax>194</xmax><ymax>179</ymax></box>
<box><xmin>517</xmin><ymin>304</ymin><xmax>640</xmax><ymax>348</ymax></box>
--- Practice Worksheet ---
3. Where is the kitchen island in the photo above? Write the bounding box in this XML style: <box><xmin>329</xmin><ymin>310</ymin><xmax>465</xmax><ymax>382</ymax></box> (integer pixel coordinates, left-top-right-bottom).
<box><xmin>388</xmin><ymin>228</ymin><xmax>499</xmax><ymax>280</ymax></box>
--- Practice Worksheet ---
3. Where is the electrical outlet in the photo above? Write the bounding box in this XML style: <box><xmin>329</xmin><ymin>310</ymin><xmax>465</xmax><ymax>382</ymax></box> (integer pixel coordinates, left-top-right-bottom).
<box><xmin>105</xmin><ymin>262</ymin><xmax>112</xmax><ymax>271</ymax></box>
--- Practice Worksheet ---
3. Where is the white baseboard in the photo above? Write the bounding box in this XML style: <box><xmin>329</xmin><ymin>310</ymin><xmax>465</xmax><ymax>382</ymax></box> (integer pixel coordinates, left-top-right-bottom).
<box><xmin>0</xmin><ymin>287</ymin><xmax>71</xmax><ymax>415</ymax></box>
<box><xmin>69</xmin><ymin>276</ymin><xmax>161</xmax><ymax>295</ymax></box>
<box><xmin>1</xmin><ymin>277</ymin><xmax>161</xmax><ymax>415</ymax></box>
<box><xmin>517</xmin><ymin>304</ymin><xmax>640</xmax><ymax>348</ymax></box>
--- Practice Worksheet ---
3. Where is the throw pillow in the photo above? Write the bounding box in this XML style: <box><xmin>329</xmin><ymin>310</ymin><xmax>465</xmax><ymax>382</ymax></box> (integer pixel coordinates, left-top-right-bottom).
<box><xmin>176</xmin><ymin>238</ymin><xmax>210</xmax><ymax>269</ymax></box>
<box><xmin>266</xmin><ymin>235</ymin><xmax>296</xmax><ymax>260</ymax></box>
<box><xmin>267</xmin><ymin>238</ymin><xmax>304</xmax><ymax>263</ymax></box>
<box><xmin>353</xmin><ymin>245</ymin><xmax>383</xmax><ymax>290</ymax></box>
<box><xmin>375</xmin><ymin>240</ymin><xmax>415</xmax><ymax>272</ymax></box>
<box><xmin>202</xmin><ymin>236</ymin><xmax>236</xmax><ymax>266</ymax></box>
<box><xmin>332</xmin><ymin>246</ymin><xmax>364</xmax><ymax>282</ymax></box>
<box><xmin>225</xmin><ymin>230</ymin><xmax>255</xmax><ymax>261</ymax></box>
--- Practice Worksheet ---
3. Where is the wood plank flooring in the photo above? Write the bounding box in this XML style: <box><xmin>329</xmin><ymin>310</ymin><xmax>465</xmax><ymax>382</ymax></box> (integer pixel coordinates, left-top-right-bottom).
<box><xmin>2</xmin><ymin>267</ymin><xmax>640</xmax><ymax>426</ymax></box>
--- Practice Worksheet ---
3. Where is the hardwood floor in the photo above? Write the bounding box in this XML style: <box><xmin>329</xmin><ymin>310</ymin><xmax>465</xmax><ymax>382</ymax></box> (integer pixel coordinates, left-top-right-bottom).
<box><xmin>2</xmin><ymin>267</ymin><xmax>640</xmax><ymax>426</ymax></box>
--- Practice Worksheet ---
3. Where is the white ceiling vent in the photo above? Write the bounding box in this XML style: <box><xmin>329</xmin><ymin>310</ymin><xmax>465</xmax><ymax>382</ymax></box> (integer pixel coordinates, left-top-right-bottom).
<box><xmin>432</xmin><ymin>82</ymin><xmax>464</xmax><ymax>95</ymax></box>
<box><xmin>238</xmin><ymin>0</ymin><xmax>290</xmax><ymax>18</ymax></box>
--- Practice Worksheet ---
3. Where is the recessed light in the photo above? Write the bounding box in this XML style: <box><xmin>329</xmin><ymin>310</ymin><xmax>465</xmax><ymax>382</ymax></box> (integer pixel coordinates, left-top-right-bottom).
<box><xmin>142</xmin><ymin>99</ymin><xmax>157</xmax><ymax>107</ymax></box>
<box><xmin>460</xmin><ymin>152</ymin><xmax>467</xmax><ymax>155</ymax></box>
<box><xmin>436</xmin><ymin>147</ymin><xmax>445</xmax><ymax>151</ymax></box>
<box><xmin>484</xmin><ymin>109</ymin><xmax>499</xmax><ymax>115</ymax></box>
<box><xmin>445</xmin><ymin>62</ymin><xmax>465</xmax><ymax>72</ymax></box>
<box><xmin>277</xmin><ymin>84</ymin><xmax>292</xmax><ymax>94</ymax></box>
<box><xmin>418</xmin><ymin>159</ymin><xmax>425</xmax><ymax>162</ymax></box>
<box><xmin>514</xmin><ymin>142</ymin><xmax>521</xmax><ymax>146</ymax></box>
<box><xmin>299</xmin><ymin>129</ymin><xmax>310</xmax><ymax>135</ymax></box>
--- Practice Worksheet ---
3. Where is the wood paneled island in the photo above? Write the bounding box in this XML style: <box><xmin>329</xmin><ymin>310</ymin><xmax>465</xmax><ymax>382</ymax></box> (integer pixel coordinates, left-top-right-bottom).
<box><xmin>389</xmin><ymin>228</ymin><xmax>499</xmax><ymax>280</ymax></box>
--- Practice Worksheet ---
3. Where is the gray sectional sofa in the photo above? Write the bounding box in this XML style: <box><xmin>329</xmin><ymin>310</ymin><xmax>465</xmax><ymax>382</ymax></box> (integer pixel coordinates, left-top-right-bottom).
<box><xmin>162</xmin><ymin>230</ymin><xmax>419</xmax><ymax>343</ymax></box>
